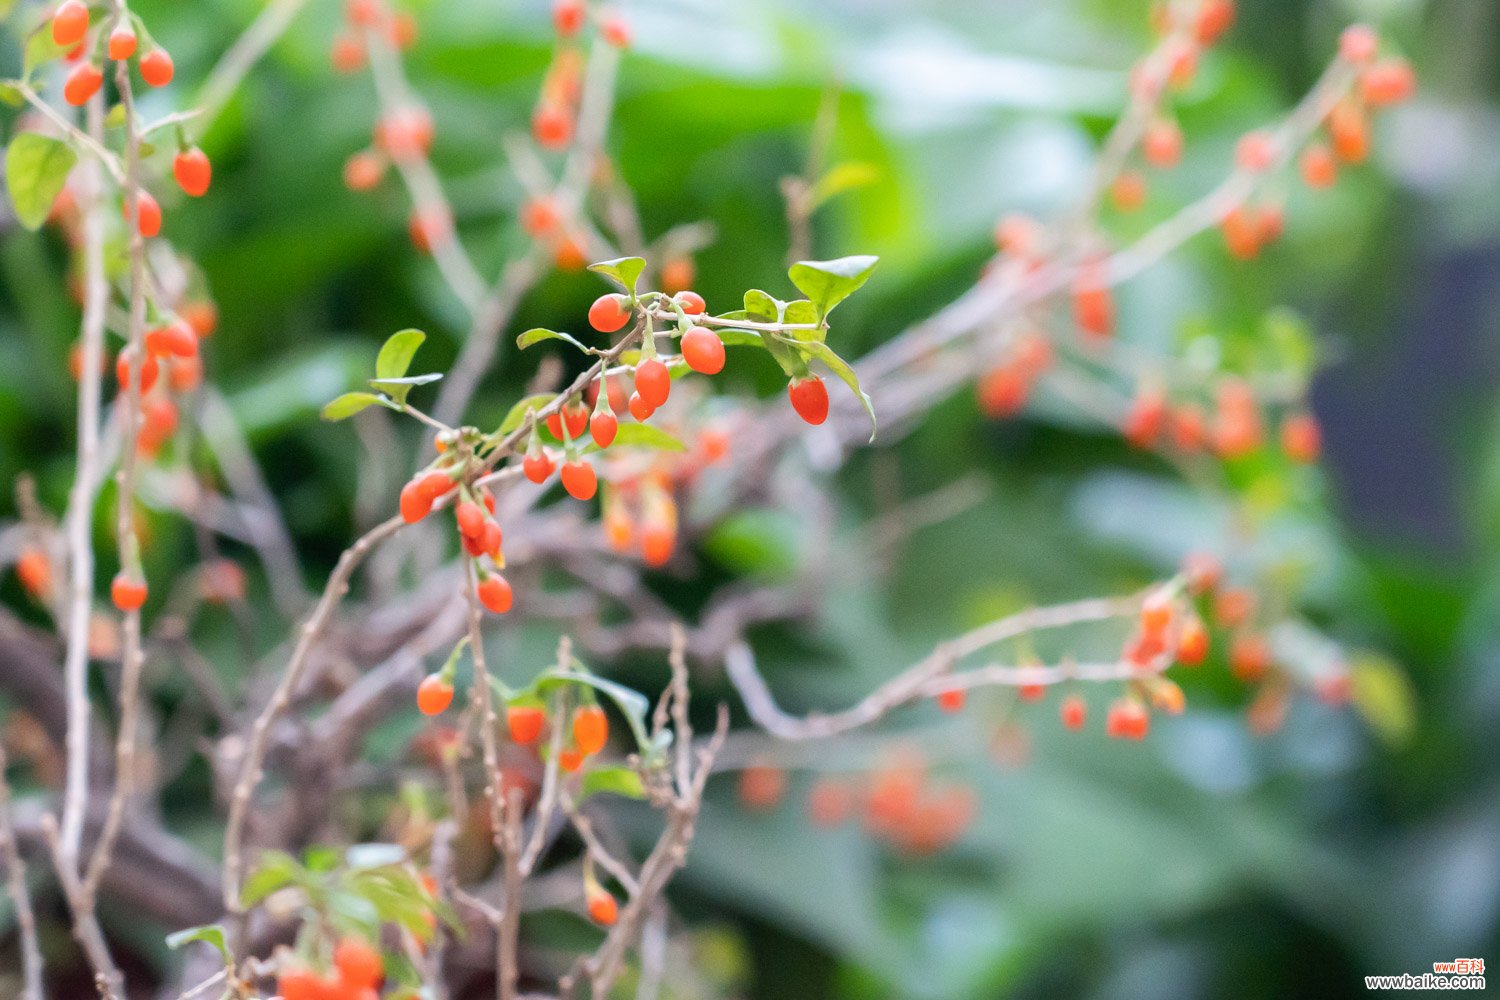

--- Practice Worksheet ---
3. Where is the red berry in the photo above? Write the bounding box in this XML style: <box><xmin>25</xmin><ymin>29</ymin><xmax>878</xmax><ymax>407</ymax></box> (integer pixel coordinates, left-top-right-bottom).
<box><xmin>344</xmin><ymin>150</ymin><xmax>385</xmax><ymax>191</ymax></box>
<box><xmin>15</xmin><ymin>548</ymin><xmax>52</xmax><ymax>601</ymax></box>
<box><xmin>560</xmin><ymin>460</ymin><xmax>597</xmax><ymax>501</ymax></box>
<box><xmin>121</xmin><ymin>190</ymin><xmax>161</xmax><ymax>238</ymax></box>
<box><xmin>739</xmin><ymin>764</ymin><xmax>786</xmax><ymax>811</ymax></box>
<box><xmin>477</xmin><ymin>574</ymin><xmax>513</xmax><ymax>614</ymax></box>
<box><xmin>52</xmin><ymin>0</ymin><xmax>88</xmax><ymax>45</ymax></box>
<box><xmin>552</xmin><ymin>0</ymin><xmax>584</xmax><ymax>36</ymax></box>
<box><xmin>640</xmin><ymin>521</ymin><xmax>674</xmax><ymax>567</ymax></box>
<box><xmin>173</xmin><ymin>147</ymin><xmax>211</xmax><ymax>197</ymax></box>
<box><xmin>276</xmin><ymin>970</ymin><xmax>326</xmax><ymax>1000</ymax></box>
<box><xmin>399</xmin><ymin>480</ymin><xmax>433</xmax><ymax>523</ymax></box>
<box><xmin>533</xmin><ymin>103</ymin><xmax>573</xmax><ymax>149</ymax></box>
<box><xmin>507</xmin><ymin>705</ymin><xmax>546</xmax><ymax>744</ymax></box>
<box><xmin>1235</xmin><ymin>130</ymin><xmax>1276</xmax><ymax>172</ymax></box>
<box><xmin>523</xmin><ymin>447</ymin><xmax>554</xmax><ymax>483</ymax></box>
<box><xmin>111</xmin><ymin>572</ymin><xmax>148</xmax><ymax>612</ymax></box>
<box><xmin>935</xmin><ymin>687</ymin><xmax>966</xmax><ymax>713</ymax></box>
<box><xmin>521</xmin><ymin>197</ymin><xmax>559</xmax><ymax>236</ymax></box>
<box><xmin>116</xmin><ymin>351</ymin><xmax>159</xmax><ymax>394</ymax></box>
<box><xmin>1281</xmin><ymin>412</ymin><xmax>1321</xmax><ymax>464</ymax></box>
<box><xmin>334</xmin><ymin>936</ymin><xmax>383</xmax><ymax>990</ymax></box>
<box><xmin>977</xmin><ymin>364</ymin><xmax>1029</xmax><ymax>418</ymax></box>
<box><xmin>587</xmin><ymin>888</ymin><xmax>618</xmax><ymax>926</ymax></box>
<box><xmin>331</xmin><ymin>33</ymin><xmax>365</xmax><ymax>73</ymax></box>
<box><xmin>1059</xmin><ymin>695</ymin><xmax>1087</xmax><ymax>731</ymax></box>
<box><xmin>600</xmin><ymin>12</ymin><xmax>630</xmax><ymax>48</ymax></box>
<box><xmin>140</xmin><ymin>48</ymin><xmax>174</xmax><ymax>87</ymax></box>
<box><xmin>627</xmin><ymin>391</ymin><xmax>654</xmax><ymax>422</ymax></box>
<box><xmin>455</xmin><ymin>501</ymin><xmax>486</xmax><ymax>539</ymax></box>
<box><xmin>1230</xmin><ymin>633</ymin><xmax>1270</xmax><ymax>681</ymax></box>
<box><xmin>588</xmin><ymin>294</ymin><xmax>631</xmax><ymax>333</ymax></box>
<box><xmin>1300</xmin><ymin>143</ymin><xmax>1337</xmax><ymax>189</ymax></box>
<box><xmin>1105</xmin><ymin>698</ymin><xmax>1149</xmax><ymax>740</ymax></box>
<box><xmin>572</xmin><ymin>704</ymin><xmax>608</xmax><ymax>755</ymax></box>
<box><xmin>1194</xmin><ymin>0</ymin><xmax>1234</xmax><ymax>45</ymax></box>
<box><xmin>788</xmin><ymin>375</ymin><xmax>828</xmax><ymax>425</ymax></box>
<box><xmin>1018</xmin><ymin>683</ymin><xmax>1046</xmax><ymax>702</ymax></box>
<box><xmin>674</xmin><ymin>290</ymin><xmax>706</xmax><ymax>314</ymax></box>
<box><xmin>1072</xmin><ymin>263</ymin><xmax>1113</xmax><ymax>338</ymax></box>
<box><xmin>634</xmin><ymin>358</ymin><xmax>671</xmax><ymax>409</ymax></box>
<box><xmin>1142</xmin><ymin>118</ymin><xmax>1183</xmax><ymax>169</ymax></box>
<box><xmin>63</xmin><ymin>63</ymin><xmax>103</xmax><ymax>106</ymax></box>
<box><xmin>1339</xmin><ymin>24</ymin><xmax>1379</xmax><ymax>66</ymax></box>
<box><xmin>144</xmin><ymin>321</ymin><xmax>197</xmax><ymax>359</ymax></box>
<box><xmin>416</xmin><ymin>674</ymin><xmax>453</xmax><ymax>715</ymax></box>
<box><xmin>1109</xmin><ymin>170</ymin><xmax>1147</xmax><ymax>213</ymax></box>
<box><xmin>1177</xmin><ymin>618</ymin><xmax>1210</xmax><ymax>665</ymax></box>
<box><xmin>661</xmin><ymin>258</ymin><xmax>695</xmax><ymax>295</ymax></box>
<box><xmin>546</xmin><ymin>401</ymin><xmax>590</xmax><ymax>441</ymax></box>
<box><xmin>1362</xmin><ymin>58</ymin><xmax>1415</xmax><ymax>107</ymax></box>
<box><xmin>1329</xmin><ymin>101</ymin><xmax>1370</xmax><ymax>164</ymax></box>
<box><xmin>680</xmin><ymin>326</ymin><xmax>724</xmax><ymax>375</ymax></box>
<box><xmin>108</xmin><ymin>26</ymin><xmax>137</xmax><ymax>60</ymax></box>
<box><xmin>416</xmin><ymin>471</ymin><xmax>454</xmax><ymax>502</ymax></box>
<box><xmin>1140</xmin><ymin>592</ymin><xmax>1173</xmax><ymax>640</ymax></box>
<box><xmin>590</xmin><ymin>409</ymin><xmax>618</xmax><ymax>448</ymax></box>
<box><xmin>558</xmin><ymin>748</ymin><xmax>584</xmax><ymax>772</ymax></box>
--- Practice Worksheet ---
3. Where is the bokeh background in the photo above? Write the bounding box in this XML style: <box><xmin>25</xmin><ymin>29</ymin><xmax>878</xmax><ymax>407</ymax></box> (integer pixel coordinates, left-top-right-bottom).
<box><xmin>3</xmin><ymin>0</ymin><xmax>1497</xmax><ymax>997</ymax></box>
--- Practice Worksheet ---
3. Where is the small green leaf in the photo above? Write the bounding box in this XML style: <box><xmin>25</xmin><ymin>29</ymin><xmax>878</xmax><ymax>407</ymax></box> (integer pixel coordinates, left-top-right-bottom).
<box><xmin>165</xmin><ymin>923</ymin><xmax>229</xmax><ymax>960</ymax></box>
<box><xmin>0</xmin><ymin>82</ymin><xmax>24</xmax><ymax>108</ymax></box>
<box><xmin>369</xmin><ymin>372</ymin><xmax>442</xmax><ymax>405</ymax></box>
<box><xmin>742</xmin><ymin>290</ymin><xmax>782</xmax><ymax>324</ymax></box>
<box><xmin>321</xmin><ymin>391</ymin><xmax>382</xmax><ymax>421</ymax></box>
<box><xmin>376</xmin><ymin>329</ymin><xmax>426</xmax><ymax>380</ymax></box>
<box><xmin>23</xmin><ymin>32</ymin><xmax>69</xmax><ymax>76</ymax></box>
<box><xmin>5</xmin><ymin>133</ymin><xmax>77</xmax><ymax>231</ymax></box>
<box><xmin>241</xmin><ymin>851</ymin><xmax>301</xmax><ymax>906</ymax></box>
<box><xmin>788</xmin><ymin>255</ymin><xmax>879</xmax><ymax>319</ymax></box>
<box><xmin>803</xmin><ymin>342</ymin><xmax>876</xmax><ymax>442</ymax></box>
<box><xmin>517</xmin><ymin>327</ymin><xmax>589</xmax><ymax>352</ymax></box>
<box><xmin>587</xmin><ymin>256</ymin><xmax>646</xmax><ymax>292</ymax></box>
<box><xmin>1350</xmin><ymin>651</ymin><xmax>1416</xmax><ymax>746</ymax></box>
<box><xmin>496</xmin><ymin>393</ymin><xmax>556</xmax><ymax>436</ymax></box>
<box><xmin>760</xmin><ymin>332</ymin><xmax>805</xmax><ymax>379</ymax></box>
<box><xmin>103</xmin><ymin>103</ymin><xmax>127</xmax><ymax>129</ymax></box>
<box><xmin>782</xmin><ymin>300</ymin><xmax>823</xmax><ymax>342</ymax></box>
<box><xmin>809</xmin><ymin>162</ymin><xmax>879</xmax><ymax>209</ymax></box>
<box><xmin>581</xmin><ymin>423</ymin><xmax>685</xmax><ymax>455</ymax></box>
<box><xmin>580</xmin><ymin>765</ymin><xmax>646</xmax><ymax>801</ymax></box>
<box><xmin>538</xmin><ymin>669</ymin><xmax>653</xmax><ymax>752</ymax></box>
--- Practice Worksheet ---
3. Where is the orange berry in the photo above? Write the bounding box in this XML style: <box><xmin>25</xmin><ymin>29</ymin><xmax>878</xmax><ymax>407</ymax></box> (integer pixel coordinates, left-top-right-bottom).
<box><xmin>600</xmin><ymin>12</ymin><xmax>630</xmax><ymax>47</ymax></box>
<box><xmin>1142</xmin><ymin>118</ymin><xmax>1184</xmax><ymax>169</ymax></box>
<box><xmin>560</xmin><ymin>460</ymin><xmax>597</xmax><ymax>501</ymax></box>
<box><xmin>533</xmin><ymin>103</ymin><xmax>573</xmax><ymax>149</ymax></box>
<box><xmin>1072</xmin><ymin>261</ymin><xmax>1113</xmax><ymax>338</ymax></box>
<box><xmin>558</xmin><ymin>748</ymin><xmax>585</xmax><ymax>772</ymax></box>
<box><xmin>477</xmin><ymin>575</ymin><xmax>513</xmax><ymax>614</ymax></box>
<box><xmin>572</xmin><ymin>704</ymin><xmax>608</xmax><ymax>756</ymax></box>
<box><xmin>639</xmin><ymin>521</ymin><xmax>674</xmax><ymax>567</ymax></box>
<box><xmin>634</xmin><ymin>359</ymin><xmax>671</xmax><ymax>409</ymax></box>
<box><xmin>807</xmin><ymin>779</ymin><xmax>853</xmax><ymax>827</ymax></box>
<box><xmin>587</xmin><ymin>887</ymin><xmax>618</xmax><ymax>925</ymax></box>
<box><xmin>1339</xmin><ymin>24</ymin><xmax>1379</xmax><ymax>66</ymax></box>
<box><xmin>63</xmin><ymin>63</ymin><xmax>103</xmax><ymax>106</ymax></box>
<box><xmin>173</xmin><ymin>147</ymin><xmax>212</xmax><ymax>197</ymax></box>
<box><xmin>738</xmin><ymin>764</ymin><xmax>786</xmax><ymax>811</ymax></box>
<box><xmin>1213</xmin><ymin>586</ymin><xmax>1255</xmax><ymax>629</ymax></box>
<box><xmin>51</xmin><ymin>0</ymin><xmax>89</xmax><ymax>46</ymax></box>
<box><xmin>1300</xmin><ymin>143</ymin><xmax>1338</xmax><ymax>189</ymax></box>
<box><xmin>121</xmin><ymin>190</ymin><xmax>162</xmax><ymax>238</ymax></box>
<box><xmin>110</xmin><ymin>572</ymin><xmax>148</xmax><ymax>612</ymax></box>
<box><xmin>16</xmin><ymin>548</ymin><xmax>52</xmax><ymax>601</ymax></box>
<box><xmin>108</xmin><ymin>26</ymin><xmax>137</xmax><ymax>61</ymax></box>
<box><xmin>331</xmin><ymin>34</ymin><xmax>365</xmax><ymax>73</ymax></box>
<box><xmin>416</xmin><ymin>674</ymin><xmax>454</xmax><ymax>715</ymax></box>
<box><xmin>522</xmin><ymin>447</ymin><xmax>554</xmax><ymax>484</ymax></box>
<box><xmin>589</xmin><ymin>409</ymin><xmax>618</xmax><ymax>449</ymax></box>
<box><xmin>787</xmin><ymin>375</ymin><xmax>828</xmax><ymax>425</ymax></box>
<box><xmin>1361</xmin><ymin>58</ymin><xmax>1416</xmax><ymax>107</ymax></box>
<box><xmin>334</xmin><ymin>936</ymin><xmax>383</xmax><ymax>990</ymax></box>
<box><xmin>1281</xmin><ymin>412</ymin><xmax>1322</xmax><ymax>464</ymax></box>
<box><xmin>1235</xmin><ymin>130</ymin><xmax>1276</xmax><ymax>172</ymax></box>
<box><xmin>680</xmin><ymin>326</ymin><xmax>724</xmax><ymax>375</ymax></box>
<box><xmin>116</xmin><ymin>351</ymin><xmax>159</xmax><ymax>394</ymax></box>
<box><xmin>1059</xmin><ymin>694</ymin><xmax>1087</xmax><ymax>730</ymax></box>
<box><xmin>507</xmin><ymin>705</ymin><xmax>546</xmax><ymax>744</ymax></box>
<box><xmin>1229</xmin><ymin>633</ymin><xmax>1270</xmax><ymax>681</ymax></box>
<box><xmin>553</xmin><ymin>0</ymin><xmax>585</xmax><ymax>36</ymax></box>
<box><xmin>1105</xmin><ymin>698</ymin><xmax>1150</xmax><ymax>740</ymax></box>
<box><xmin>977</xmin><ymin>364</ymin><xmax>1029</xmax><ymax>418</ymax></box>
<box><xmin>660</xmin><ymin>258</ymin><xmax>695</xmax><ymax>295</ymax></box>
<box><xmin>935</xmin><ymin>686</ymin><xmax>966</xmax><ymax>713</ymax></box>
<box><xmin>344</xmin><ymin>150</ymin><xmax>385</xmax><ymax>191</ymax></box>
<box><xmin>588</xmin><ymin>294</ymin><xmax>631</xmax><ymax>333</ymax></box>
<box><xmin>1109</xmin><ymin>170</ymin><xmax>1147</xmax><ymax>212</ymax></box>
<box><xmin>1177</xmin><ymin>618</ymin><xmax>1210</xmax><ymax>665</ymax></box>
<box><xmin>140</xmin><ymin>48</ymin><xmax>174</xmax><ymax>87</ymax></box>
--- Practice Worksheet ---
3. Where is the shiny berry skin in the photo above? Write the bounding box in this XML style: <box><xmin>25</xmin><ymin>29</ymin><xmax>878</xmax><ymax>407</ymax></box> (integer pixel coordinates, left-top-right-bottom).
<box><xmin>507</xmin><ymin>705</ymin><xmax>545</xmax><ymax>744</ymax></box>
<box><xmin>588</xmin><ymin>294</ymin><xmax>631</xmax><ymax>333</ymax></box>
<box><xmin>560</xmin><ymin>460</ymin><xmax>597</xmax><ymax>501</ymax></box>
<box><xmin>477</xmin><ymin>574</ymin><xmax>513</xmax><ymax>614</ymax></box>
<box><xmin>140</xmin><ymin>48</ymin><xmax>174</xmax><ymax>87</ymax></box>
<box><xmin>455</xmin><ymin>500</ymin><xmax>486</xmax><ymax>539</ymax></box>
<box><xmin>116</xmin><ymin>351</ymin><xmax>159</xmax><ymax>394</ymax></box>
<box><xmin>1059</xmin><ymin>695</ymin><xmax>1087</xmax><ymax>731</ymax></box>
<box><xmin>587</xmin><ymin>889</ymin><xmax>618</xmax><ymax>925</ymax></box>
<box><xmin>144</xmin><ymin>321</ymin><xmax>197</xmax><ymax>358</ymax></box>
<box><xmin>546</xmin><ymin>401</ymin><xmax>590</xmax><ymax>442</ymax></box>
<box><xmin>52</xmin><ymin>0</ymin><xmax>89</xmax><ymax>45</ymax></box>
<box><xmin>121</xmin><ymin>190</ymin><xmax>161</xmax><ymax>238</ymax></box>
<box><xmin>416</xmin><ymin>674</ymin><xmax>453</xmax><ymax>715</ymax></box>
<box><xmin>108</xmin><ymin>26</ymin><xmax>137</xmax><ymax>60</ymax></box>
<box><xmin>417</xmin><ymin>471</ymin><xmax>454</xmax><ymax>502</ymax></box>
<box><xmin>935</xmin><ymin>687</ymin><xmax>966</xmax><ymax>713</ymax></box>
<box><xmin>481</xmin><ymin>520</ymin><xmax>503</xmax><ymax>558</ymax></box>
<box><xmin>680</xmin><ymin>326</ymin><xmax>724</xmax><ymax>375</ymax></box>
<box><xmin>634</xmin><ymin>358</ymin><xmax>671</xmax><ymax>409</ymax></box>
<box><xmin>674</xmin><ymin>290</ymin><xmax>706</xmax><ymax>314</ymax></box>
<box><xmin>589</xmin><ymin>409</ymin><xmax>618</xmax><ymax>448</ymax></box>
<box><xmin>334</xmin><ymin>937</ymin><xmax>383</xmax><ymax>990</ymax></box>
<box><xmin>399</xmin><ymin>480</ymin><xmax>434</xmax><ymax>523</ymax></box>
<box><xmin>627</xmin><ymin>391</ymin><xmax>654</xmax><ymax>422</ymax></box>
<box><xmin>532</xmin><ymin>103</ymin><xmax>573</xmax><ymax>149</ymax></box>
<box><xmin>111</xmin><ymin>572</ymin><xmax>148</xmax><ymax>612</ymax></box>
<box><xmin>173</xmin><ymin>147</ymin><xmax>211</xmax><ymax>197</ymax></box>
<box><xmin>523</xmin><ymin>448</ymin><xmax>554</xmax><ymax>483</ymax></box>
<box><xmin>572</xmin><ymin>704</ymin><xmax>608</xmax><ymax>755</ymax></box>
<box><xmin>787</xmin><ymin>375</ymin><xmax>828</xmax><ymax>425</ymax></box>
<box><xmin>63</xmin><ymin>63</ymin><xmax>103</xmax><ymax>106</ymax></box>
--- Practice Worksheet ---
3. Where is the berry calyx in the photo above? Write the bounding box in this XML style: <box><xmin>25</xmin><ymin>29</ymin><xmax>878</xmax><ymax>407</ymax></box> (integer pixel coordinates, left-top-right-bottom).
<box><xmin>587</xmin><ymin>887</ymin><xmax>618</xmax><ymax>926</ymax></box>
<box><xmin>588</xmin><ymin>294</ymin><xmax>631</xmax><ymax>333</ymax></box>
<box><xmin>633</xmin><ymin>358</ymin><xmax>671</xmax><ymax>409</ymax></box>
<box><xmin>560</xmin><ymin>460</ymin><xmax>597</xmax><ymax>500</ymax></box>
<box><xmin>63</xmin><ymin>63</ymin><xmax>103</xmax><ymax>106</ymax></box>
<box><xmin>52</xmin><ymin>0</ymin><xmax>89</xmax><ymax>46</ymax></box>
<box><xmin>333</xmin><ymin>937</ymin><xmax>383</xmax><ymax>990</ymax></box>
<box><xmin>111</xmin><ymin>572</ymin><xmax>148</xmax><ymax>612</ymax></box>
<box><xmin>108</xmin><ymin>26</ymin><xmax>137</xmax><ymax>60</ymax></box>
<box><xmin>140</xmin><ymin>48</ymin><xmax>174</xmax><ymax>87</ymax></box>
<box><xmin>173</xmin><ymin>147</ymin><xmax>212</xmax><ymax>197</ymax></box>
<box><xmin>507</xmin><ymin>704</ymin><xmax>546</xmax><ymax>744</ymax></box>
<box><xmin>680</xmin><ymin>326</ymin><xmax>724</xmax><ymax>375</ymax></box>
<box><xmin>1059</xmin><ymin>695</ymin><xmax>1087</xmax><ymax>731</ymax></box>
<box><xmin>788</xmin><ymin>375</ymin><xmax>829</xmax><ymax>425</ymax></box>
<box><xmin>589</xmin><ymin>409</ymin><xmax>618</xmax><ymax>448</ymax></box>
<box><xmin>477</xmin><ymin>574</ymin><xmax>513</xmax><ymax>614</ymax></box>
<box><xmin>416</xmin><ymin>674</ymin><xmax>454</xmax><ymax>715</ymax></box>
<box><xmin>572</xmin><ymin>704</ymin><xmax>608</xmax><ymax>756</ymax></box>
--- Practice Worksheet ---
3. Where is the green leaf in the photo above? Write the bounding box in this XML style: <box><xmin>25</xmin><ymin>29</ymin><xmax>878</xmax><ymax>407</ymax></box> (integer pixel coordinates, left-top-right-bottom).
<box><xmin>376</xmin><ymin>328</ymin><xmax>425</xmax><ymax>380</ymax></box>
<box><xmin>537</xmin><ymin>669</ymin><xmax>653</xmax><ymax>753</ymax></box>
<box><xmin>0</xmin><ymin>83</ymin><xmax>24</xmax><ymax>108</ymax></box>
<box><xmin>587</xmin><ymin>256</ymin><xmax>646</xmax><ymax>292</ymax></box>
<box><xmin>241</xmin><ymin>851</ymin><xmax>301</xmax><ymax>906</ymax></box>
<box><xmin>580</xmin><ymin>765</ymin><xmax>646</xmax><ymax>801</ymax></box>
<box><xmin>517</xmin><ymin>327</ymin><xmax>589</xmax><ymax>352</ymax></box>
<box><xmin>369</xmin><ymin>372</ymin><xmax>442</xmax><ymax>406</ymax></box>
<box><xmin>783</xmin><ymin>300</ymin><xmax>823</xmax><ymax>342</ymax></box>
<box><xmin>23</xmin><ymin>32</ymin><xmax>70</xmax><ymax>76</ymax></box>
<box><xmin>496</xmin><ymin>393</ymin><xmax>556</xmax><ymax>436</ymax></box>
<box><xmin>1349</xmin><ymin>651</ymin><xmax>1416</xmax><ymax>746</ymax></box>
<box><xmin>5</xmin><ymin>133</ymin><xmax>77</xmax><ymax>231</ymax></box>
<box><xmin>809</xmin><ymin>162</ymin><xmax>879</xmax><ymax>209</ymax></box>
<box><xmin>787</xmin><ymin>255</ymin><xmax>879</xmax><ymax>319</ymax></box>
<box><xmin>760</xmin><ymin>332</ymin><xmax>805</xmax><ymax>379</ymax></box>
<box><xmin>165</xmin><ymin>923</ymin><xmax>229</xmax><ymax>961</ymax></box>
<box><xmin>581</xmin><ymin>423</ymin><xmax>685</xmax><ymax>455</ymax></box>
<box><xmin>742</xmin><ymin>290</ymin><xmax>782</xmax><ymax>323</ymax></box>
<box><xmin>803</xmin><ymin>342</ymin><xmax>876</xmax><ymax>442</ymax></box>
<box><xmin>321</xmin><ymin>391</ymin><xmax>382</xmax><ymax>421</ymax></box>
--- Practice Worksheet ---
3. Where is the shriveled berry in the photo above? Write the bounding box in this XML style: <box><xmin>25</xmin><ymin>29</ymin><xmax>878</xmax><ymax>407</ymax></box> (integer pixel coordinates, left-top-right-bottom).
<box><xmin>507</xmin><ymin>705</ymin><xmax>545</xmax><ymax>744</ymax></box>
<box><xmin>572</xmin><ymin>704</ymin><xmax>608</xmax><ymax>755</ymax></box>
<box><xmin>477</xmin><ymin>574</ymin><xmax>513</xmax><ymax>614</ymax></box>
<box><xmin>634</xmin><ymin>358</ymin><xmax>671</xmax><ymax>409</ymax></box>
<box><xmin>788</xmin><ymin>375</ymin><xmax>828</xmax><ymax>425</ymax></box>
<box><xmin>680</xmin><ymin>326</ymin><xmax>724</xmax><ymax>375</ymax></box>
<box><xmin>173</xmin><ymin>147</ymin><xmax>211</xmax><ymax>197</ymax></box>
<box><xmin>417</xmin><ymin>674</ymin><xmax>453</xmax><ymax>715</ymax></box>
<box><xmin>111</xmin><ymin>572</ymin><xmax>148</xmax><ymax>612</ymax></box>
<box><xmin>588</xmin><ymin>294</ymin><xmax>631</xmax><ymax>333</ymax></box>
<box><xmin>140</xmin><ymin>48</ymin><xmax>174</xmax><ymax>87</ymax></box>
